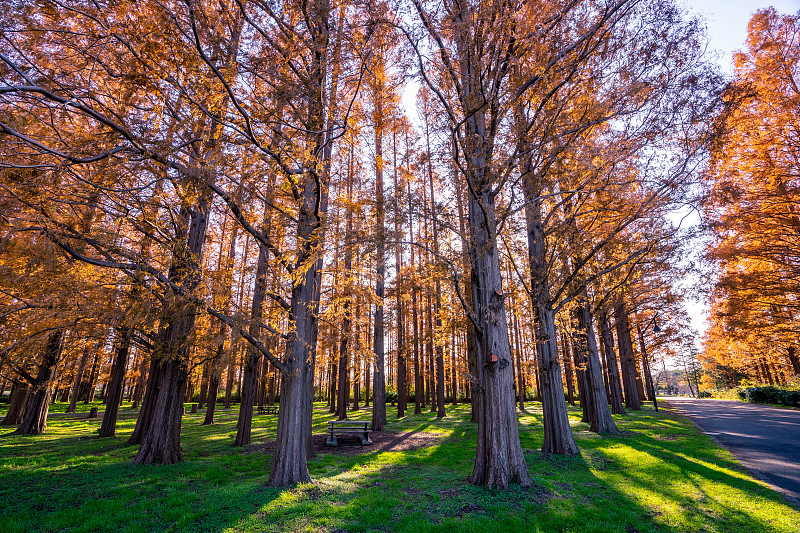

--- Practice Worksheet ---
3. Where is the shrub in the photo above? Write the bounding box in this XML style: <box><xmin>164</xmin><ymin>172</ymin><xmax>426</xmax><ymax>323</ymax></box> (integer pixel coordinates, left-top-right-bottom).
<box><xmin>740</xmin><ymin>386</ymin><xmax>800</xmax><ymax>407</ymax></box>
<box><xmin>737</xmin><ymin>388</ymin><xmax>747</xmax><ymax>401</ymax></box>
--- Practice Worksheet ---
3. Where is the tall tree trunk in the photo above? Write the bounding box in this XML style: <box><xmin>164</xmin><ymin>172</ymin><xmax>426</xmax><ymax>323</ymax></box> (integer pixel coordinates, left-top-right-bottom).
<box><xmin>523</xmin><ymin>172</ymin><xmax>578</xmax><ymax>455</ymax></box>
<box><xmin>448</xmin><ymin>48</ymin><xmax>530</xmax><ymax>484</ymax></box>
<box><xmin>371</xmin><ymin>81</ymin><xmax>387</xmax><ymax>431</ymax></box>
<box><xmin>577</xmin><ymin>303</ymin><xmax>618</xmax><ymax>434</ymax></box>
<box><xmin>394</xmin><ymin>126</ymin><xmax>407</xmax><ymax>418</ymax></box>
<box><xmin>267</xmin><ymin>371</ymin><xmax>277</xmax><ymax>406</ymax></box>
<box><xmin>787</xmin><ymin>346</ymin><xmax>800</xmax><ymax>376</ymax></box>
<box><xmin>267</xmin><ymin>206</ymin><xmax>323</xmax><ymax>485</ymax></box>
<box><xmin>2</xmin><ymin>379</ymin><xmax>29</xmax><ymax>426</ymax></box>
<box><xmin>512</xmin><ymin>309</ymin><xmax>525</xmax><ymax>411</ymax></box>
<box><xmin>268</xmin><ymin>17</ymin><xmax>334</xmax><ymax>479</ymax></box>
<box><xmin>464</xmin><ymin>183</ymin><xmax>532</xmax><ymax>487</ymax></box>
<box><xmin>599</xmin><ymin>309</ymin><xmax>626</xmax><ymax>415</ymax></box>
<box><xmin>329</xmin><ymin>355</ymin><xmax>338</xmax><ymax>414</ymax></box>
<box><xmin>66</xmin><ymin>346</ymin><xmax>90</xmax><ymax>414</ymax></box>
<box><xmin>198</xmin><ymin>362</ymin><xmax>210</xmax><ymax>410</ymax></box>
<box><xmin>421</xmin><ymin>104</ymin><xmax>446</xmax><ymax>418</ymax></box>
<box><xmin>451</xmin><ymin>324</ymin><xmax>458</xmax><ymax>405</ymax></box>
<box><xmin>83</xmin><ymin>349</ymin><xmax>100</xmax><ymax>403</ymax></box>
<box><xmin>226</xmin><ymin>234</ymin><xmax>251</xmax><ymax>411</ymax></box>
<box><xmin>99</xmin><ymin>327</ymin><xmax>132</xmax><ymax>437</ymax></box>
<box><xmin>452</xmin><ymin>156</ymin><xmax>479</xmax><ymax>421</ymax></box>
<box><xmin>336</xmin><ymin>152</ymin><xmax>355</xmax><ymax>421</ymax></box>
<box><xmin>571</xmin><ymin>331</ymin><xmax>591</xmax><ymax>424</ymax></box>
<box><xmin>561</xmin><ymin>333</ymin><xmax>575</xmax><ymax>406</ymax></box>
<box><xmin>353</xmin><ymin>320</ymin><xmax>361</xmax><ymax>412</ymax></box>
<box><xmin>12</xmin><ymin>330</ymin><xmax>63</xmax><ymax>435</ymax></box>
<box><xmin>426</xmin><ymin>291</ymin><xmax>436</xmax><ymax>413</ymax></box>
<box><xmin>637</xmin><ymin>324</ymin><xmax>655</xmax><ymax>403</ymax></box>
<box><xmin>395</xmin><ymin>234</ymin><xmax>407</xmax><ymax>417</ymax></box>
<box><xmin>133</xmin><ymin>353</ymin><xmax>148</xmax><ymax>406</ymax></box>
<box><xmin>128</xmin><ymin>357</ymin><xmax>160</xmax><ymax>444</ymax></box>
<box><xmin>203</xmin><ymin>370</ymin><xmax>221</xmax><ymax>425</ymax></box>
<box><xmin>336</xmin><ymin>316</ymin><xmax>351</xmax><ymax>420</ymax></box>
<box><xmin>615</xmin><ymin>302</ymin><xmax>642</xmax><ymax>411</ymax></box>
<box><xmin>134</xmin><ymin>355</ymin><xmax>187</xmax><ymax>464</ymax></box>
<box><xmin>234</xmin><ymin>234</ymin><xmax>269</xmax><ymax>446</ymax></box>
<box><xmin>134</xmin><ymin>194</ymin><xmax>210</xmax><ymax>464</ymax></box>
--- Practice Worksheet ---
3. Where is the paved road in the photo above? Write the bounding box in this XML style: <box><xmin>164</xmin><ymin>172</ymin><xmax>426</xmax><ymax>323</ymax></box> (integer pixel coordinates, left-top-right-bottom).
<box><xmin>665</xmin><ymin>397</ymin><xmax>800</xmax><ymax>506</ymax></box>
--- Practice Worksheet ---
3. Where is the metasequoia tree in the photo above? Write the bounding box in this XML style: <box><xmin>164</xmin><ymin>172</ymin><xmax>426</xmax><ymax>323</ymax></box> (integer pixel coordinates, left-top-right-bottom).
<box><xmin>0</xmin><ymin>0</ymin><xmax>725</xmax><ymax>494</ymax></box>
<box><xmin>401</xmin><ymin>0</ymin><xmax>715</xmax><ymax>462</ymax></box>
<box><xmin>702</xmin><ymin>8</ymin><xmax>800</xmax><ymax>382</ymax></box>
<box><xmin>406</xmin><ymin>0</ymin><xmax>534</xmax><ymax>489</ymax></box>
<box><xmin>1</xmin><ymin>0</ymin><xmax>370</xmax><ymax>484</ymax></box>
<box><xmin>511</xmin><ymin>0</ymin><xmax>715</xmax><ymax>443</ymax></box>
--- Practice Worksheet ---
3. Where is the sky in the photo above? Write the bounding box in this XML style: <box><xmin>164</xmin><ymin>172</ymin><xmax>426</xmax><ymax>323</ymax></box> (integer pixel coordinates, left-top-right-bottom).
<box><xmin>678</xmin><ymin>0</ymin><xmax>799</xmax><ymax>343</ymax></box>
<box><xmin>688</xmin><ymin>0</ymin><xmax>800</xmax><ymax>78</ymax></box>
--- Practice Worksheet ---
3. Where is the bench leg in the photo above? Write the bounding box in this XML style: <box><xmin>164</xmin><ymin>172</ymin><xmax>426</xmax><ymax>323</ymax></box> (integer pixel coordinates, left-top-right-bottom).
<box><xmin>360</xmin><ymin>433</ymin><xmax>373</xmax><ymax>446</ymax></box>
<box><xmin>326</xmin><ymin>434</ymin><xmax>337</xmax><ymax>447</ymax></box>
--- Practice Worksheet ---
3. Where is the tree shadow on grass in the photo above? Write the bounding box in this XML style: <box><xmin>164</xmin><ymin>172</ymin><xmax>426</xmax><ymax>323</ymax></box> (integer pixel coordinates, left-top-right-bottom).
<box><xmin>3</xmin><ymin>402</ymin><xmax>799</xmax><ymax>533</ymax></box>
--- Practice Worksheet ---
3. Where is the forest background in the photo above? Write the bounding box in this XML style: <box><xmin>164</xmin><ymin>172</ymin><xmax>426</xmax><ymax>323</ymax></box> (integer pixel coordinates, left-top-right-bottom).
<box><xmin>1</xmin><ymin>0</ymin><xmax>799</xmax><ymax>492</ymax></box>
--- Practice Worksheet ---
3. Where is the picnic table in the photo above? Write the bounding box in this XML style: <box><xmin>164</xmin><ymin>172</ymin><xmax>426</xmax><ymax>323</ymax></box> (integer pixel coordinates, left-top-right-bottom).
<box><xmin>326</xmin><ymin>420</ymin><xmax>373</xmax><ymax>447</ymax></box>
<box><xmin>257</xmin><ymin>405</ymin><xmax>278</xmax><ymax>415</ymax></box>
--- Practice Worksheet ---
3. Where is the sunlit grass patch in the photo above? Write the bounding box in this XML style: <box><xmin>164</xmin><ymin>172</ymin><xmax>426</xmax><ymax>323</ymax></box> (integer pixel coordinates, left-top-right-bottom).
<box><xmin>0</xmin><ymin>400</ymin><xmax>797</xmax><ymax>532</ymax></box>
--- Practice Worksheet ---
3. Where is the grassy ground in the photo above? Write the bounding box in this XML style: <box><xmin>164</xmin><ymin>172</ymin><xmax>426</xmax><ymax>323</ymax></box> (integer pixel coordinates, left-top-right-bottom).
<box><xmin>0</xmin><ymin>399</ymin><xmax>797</xmax><ymax>533</ymax></box>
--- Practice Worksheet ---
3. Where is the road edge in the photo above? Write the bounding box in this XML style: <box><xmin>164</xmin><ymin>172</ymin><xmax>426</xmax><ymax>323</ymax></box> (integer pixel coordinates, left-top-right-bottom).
<box><xmin>661</xmin><ymin>398</ymin><xmax>800</xmax><ymax>510</ymax></box>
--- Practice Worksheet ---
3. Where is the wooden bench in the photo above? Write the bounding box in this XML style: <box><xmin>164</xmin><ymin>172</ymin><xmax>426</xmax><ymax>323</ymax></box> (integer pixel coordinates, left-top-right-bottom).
<box><xmin>326</xmin><ymin>420</ymin><xmax>372</xmax><ymax>447</ymax></box>
<box><xmin>257</xmin><ymin>405</ymin><xmax>278</xmax><ymax>415</ymax></box>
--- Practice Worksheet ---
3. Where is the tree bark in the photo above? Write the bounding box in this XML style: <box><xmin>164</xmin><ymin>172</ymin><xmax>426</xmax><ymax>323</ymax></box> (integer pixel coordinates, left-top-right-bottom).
<box><xmin>234</xmin><ymin>235</ymin><xmax>269</xmax><ymax>446</ymax></box>
<box><xmin>267</xmin><ymin>197</ymin><xmax>324</xmax><ymax>485</ymax></box>
<box><xmin>615</xmin><ymin>302</ymin><xmax>642</xmax><ymax>411</ymax></box>
<box><xmin>561</xmin><ymin>333</ymin><xmax>575</xmax><ymax>406</ymax></box>
<box><xmin>523</xmin><ymin>172</ymin><xmax>578</xmax><ymax>455</ymax></box>
<box><xmin>12</xmin><ymin>330</ymin><xmax>63</xmax><ymax>435</ymax></box>
<box><xmin>336</xmin><ymin>317</ymin><xmax>350</xmax><ymax>420</ymax></box>
<box><xmin>99</xmin><ymin>327</ymin><xmax>132</xmax><ymax>437</ymax></box>
<box><xmin>133</xmin><ymin>352</ymin><xmax>147</xmax><ymax>406</ymax></box>
<box><xmin>599</xmin><ymin>309</ymin><xmax>626</xmax><ymax>415</ymax></box>
<box><xmin>393</xmin><ymin>127</ymin><xmax>407</xmax><ymax>418</ymax></box>
<box><xmin>371</xmin><ymin>77</ymin><xmax>387</xmax><ymax>431</ymax></box>
<box><xmin>134</xmin><ymin>355</ymin><xmax>187</xmax><ymax>464</ymax></box>
<box><xmin>787</xmin><ymin>346</ymin><xmax>800</xmax><ymax>376</ymax></box>
<box><xmin>512</xmin><ymin>309</ymin><xmax>525</xmax><ymax>411</ymax></box>
<box><xmin>571</xmin><ymin>330</ymin><xmax>591</xmax><ymax>424</ymax></box>
<box><xmin>134</xmin><ymin>193</ymin><xmax>210</xmax><ymax>463</ymax></box>
<box><xmin>464</xmin><ymin>185</ymin><xmax>532</xmax><ymax>487</ymax></box>
<box><xmin>421</xmin><ymin>105</ymin><xmax>446</xmax><ymax>418</ymax></box>
<box><xmin>66</xmin><ymin>346</ymin><xmax>90</xmax><ymax>414</ymax></box>
<box><xmin>577</xmin><ymin>303</ymin><xmax>618</xmax><ymax>434</ymax></box>
<box><xmin>2</xmin><ymin>379</ymin><xmax>29</xmax><ymax>426</ymax></box>
<box><xmin>329</xmin><ymin>355</ymin><xmax>338</xmax><ymax>414</ymax></box>
<box><xmin>128</xmin><ymin>357</ymin><xmax>159</xmax><ymax>444</ymax></box>
<box><xmin>83</xmin><ymin>349</ymin><xmax>100</xmax><ymax>403</ymax></box>
<box><xmin>198</xmin><ymin>362</ymin><xmax>209</xmax><ymax>410</ymax></box>
<box><xmin>637</xmin><ymin>324</ymin><xmax>655</xmax><ymax>402</ymax></box>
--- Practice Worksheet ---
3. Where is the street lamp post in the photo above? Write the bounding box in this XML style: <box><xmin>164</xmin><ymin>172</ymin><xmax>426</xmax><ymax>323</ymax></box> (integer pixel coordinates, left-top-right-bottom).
<box><xmin>639</xmin><ymin>315</ymin><xmax>660</xmax><ymax>412</ymax></box>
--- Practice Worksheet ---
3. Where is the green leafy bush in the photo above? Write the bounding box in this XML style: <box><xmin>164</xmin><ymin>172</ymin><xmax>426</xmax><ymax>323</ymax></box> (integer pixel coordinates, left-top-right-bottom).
<box><xmin>739</xmin><ymin>386</ymin><xmax>800</xmax><ymax>407</ymax></box>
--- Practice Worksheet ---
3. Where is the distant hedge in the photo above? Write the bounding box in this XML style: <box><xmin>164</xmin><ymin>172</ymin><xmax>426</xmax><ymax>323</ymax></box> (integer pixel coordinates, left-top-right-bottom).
<box><xmin>738</xmin><ymin>386</ymin><xmax>800</xmax><ymax>407</ymax></box>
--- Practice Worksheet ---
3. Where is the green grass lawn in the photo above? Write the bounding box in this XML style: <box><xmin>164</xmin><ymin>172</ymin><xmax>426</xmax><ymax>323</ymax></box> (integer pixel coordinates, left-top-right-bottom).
<box><xmin>0</xmin><ymin>399</ymin><xmax>797</xmax><ymax>532</ymax></box>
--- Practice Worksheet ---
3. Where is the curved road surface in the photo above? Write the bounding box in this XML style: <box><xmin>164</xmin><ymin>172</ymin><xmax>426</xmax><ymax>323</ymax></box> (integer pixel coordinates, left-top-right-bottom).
<box><xmin>665</xmin><ymin>397</ymin><xmax>800</xmax><ymax>506</ymax></box>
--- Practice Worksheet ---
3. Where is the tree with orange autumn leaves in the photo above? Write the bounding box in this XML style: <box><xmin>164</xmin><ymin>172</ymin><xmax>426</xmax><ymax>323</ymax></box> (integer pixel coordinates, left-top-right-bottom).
<box><xmin>703</xmin><ymin>8</ymin><xmax>800</xmax><ymax>387</ymax></box>
<box><xmin>0</xmin><ymin>0</ymin><xmax>720</xmax><ymax>490</ymax></box>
